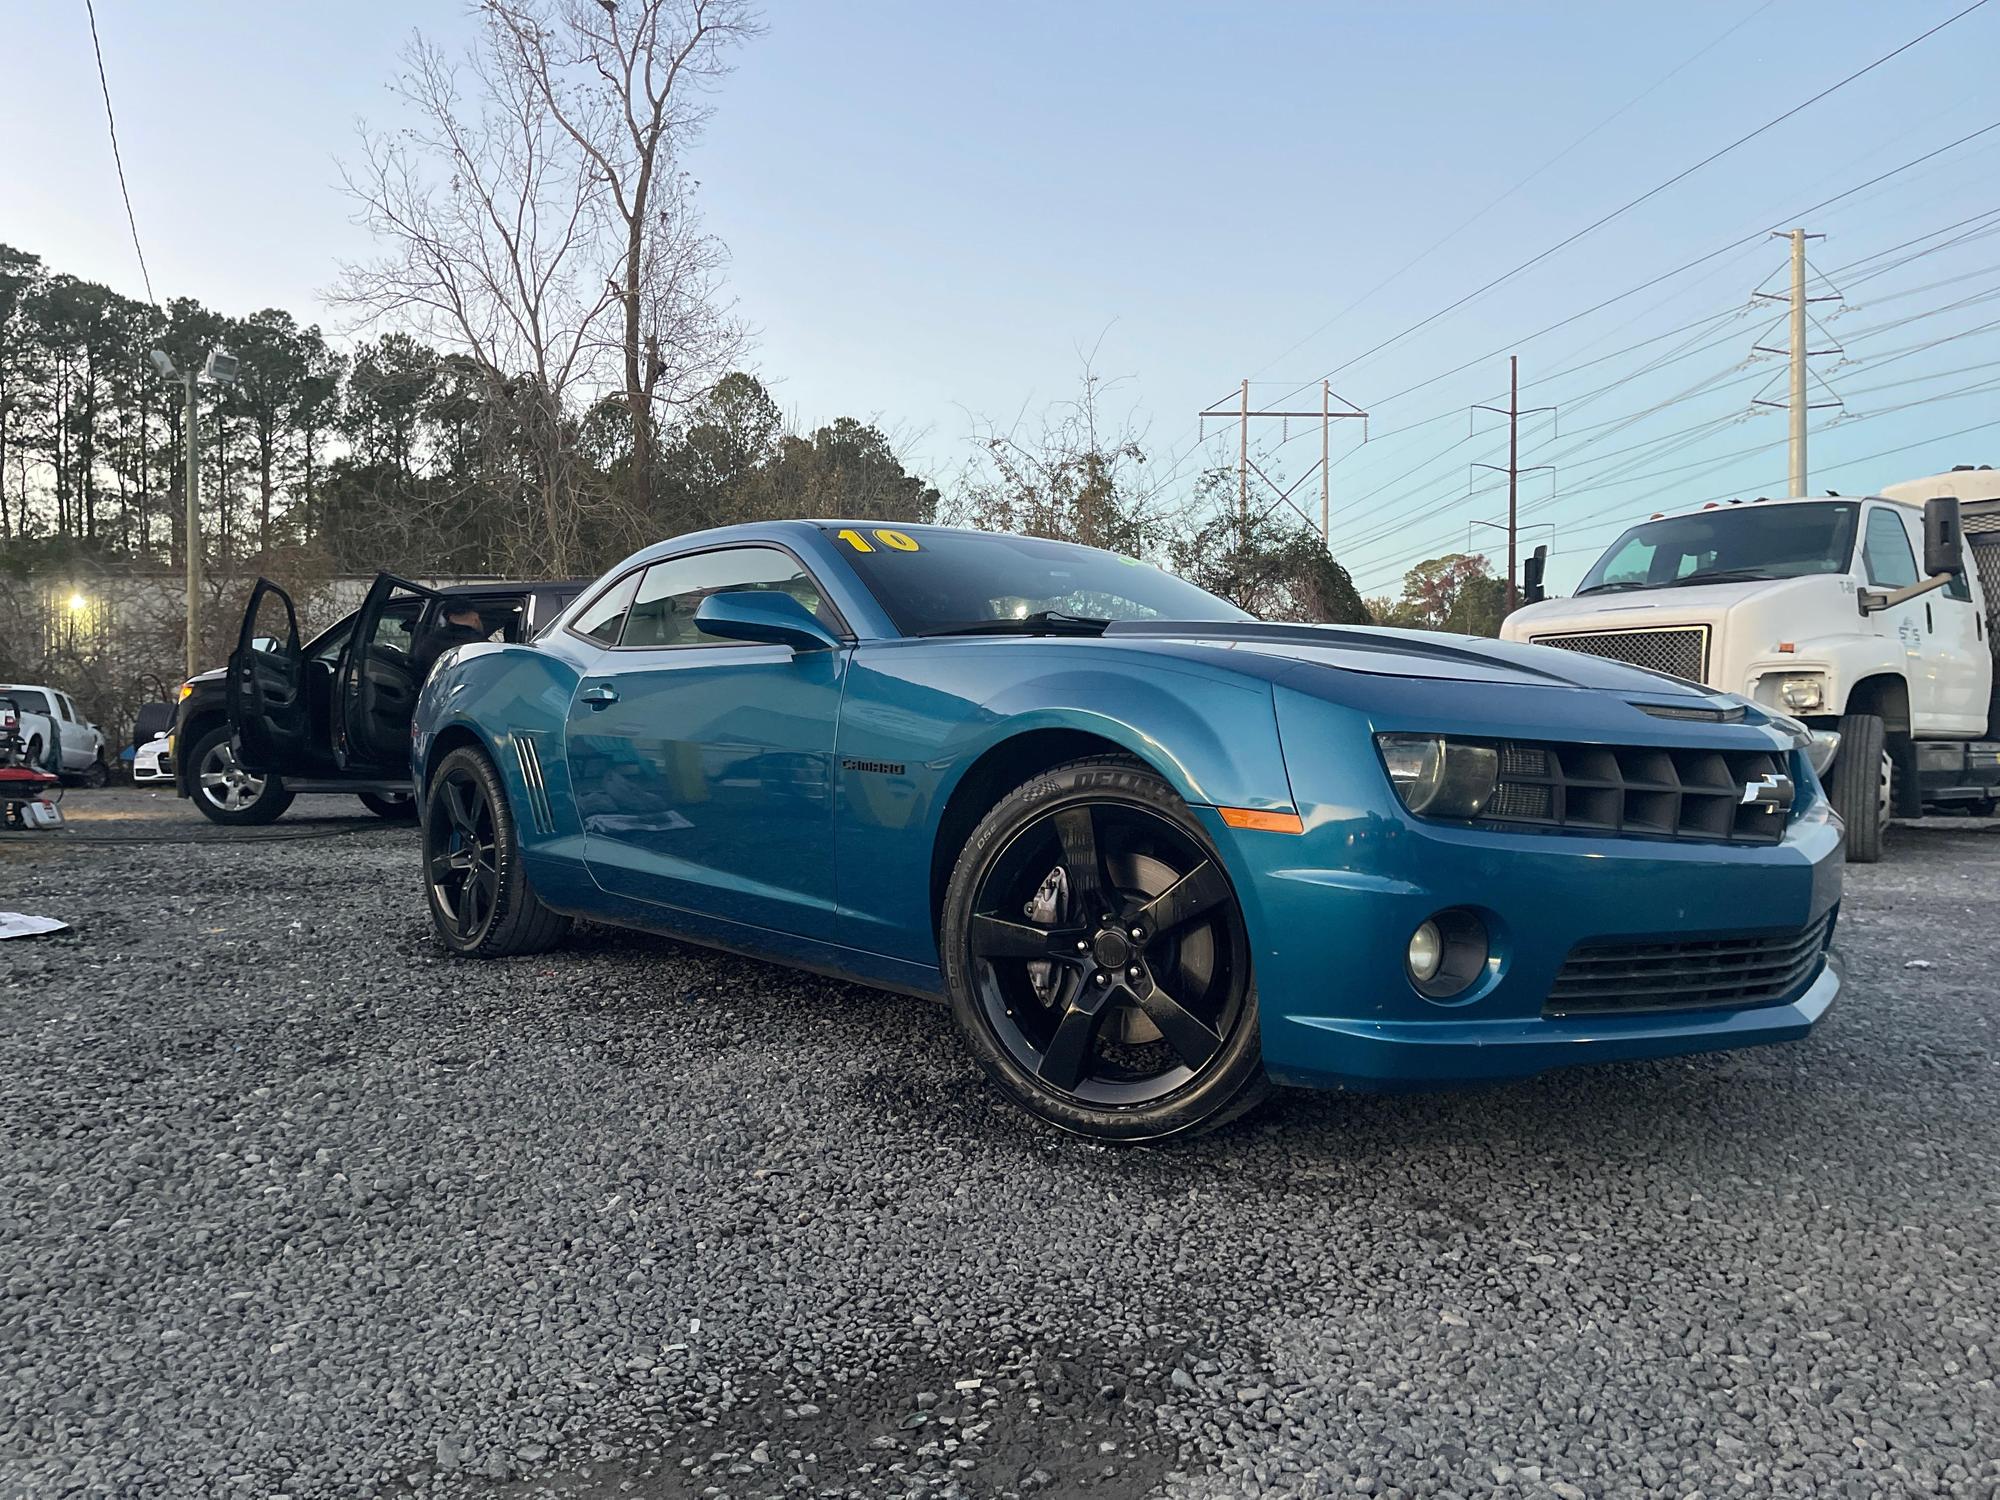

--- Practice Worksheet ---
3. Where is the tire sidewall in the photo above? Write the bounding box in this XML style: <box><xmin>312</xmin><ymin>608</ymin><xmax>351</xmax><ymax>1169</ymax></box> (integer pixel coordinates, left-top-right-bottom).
<box><xmin>940</xmin><ymin>758</ymin><xmax>1266</xmax><ymax>1142</ymax></box>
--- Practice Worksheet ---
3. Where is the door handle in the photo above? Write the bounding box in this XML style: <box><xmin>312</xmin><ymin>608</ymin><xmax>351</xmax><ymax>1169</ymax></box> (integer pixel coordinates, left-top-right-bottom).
<box><xmin>580</xmin><ymin>683</ymin><xmax>620</xmax><ymax>710</ymax></box>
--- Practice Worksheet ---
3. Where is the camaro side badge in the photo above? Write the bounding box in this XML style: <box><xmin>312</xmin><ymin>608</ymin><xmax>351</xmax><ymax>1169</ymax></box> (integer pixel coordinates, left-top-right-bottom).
<box><xmin>1740</xmin><ymin>772</ymin><xmax>1795</xmax><ymax>810</ymax></box>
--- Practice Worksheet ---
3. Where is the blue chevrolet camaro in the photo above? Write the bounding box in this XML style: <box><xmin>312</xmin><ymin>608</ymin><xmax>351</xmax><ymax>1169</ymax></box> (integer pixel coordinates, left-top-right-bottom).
<box><xmin>389</xmin><ymin>520</ymin><xmax>1841</xmax><ymax>1140</ymax></box>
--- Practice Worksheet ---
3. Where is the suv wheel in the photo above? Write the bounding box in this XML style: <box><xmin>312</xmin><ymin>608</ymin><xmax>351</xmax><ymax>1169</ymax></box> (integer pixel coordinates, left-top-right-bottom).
<box><xmin>188</xmin><ymin>726</ymin><xmax>295</xmax><ymax>826</ymax></box>
<box><xmin>358</xmin><ymin>790</ymin><xmax>418</xmax><ymax>820</ymax></box>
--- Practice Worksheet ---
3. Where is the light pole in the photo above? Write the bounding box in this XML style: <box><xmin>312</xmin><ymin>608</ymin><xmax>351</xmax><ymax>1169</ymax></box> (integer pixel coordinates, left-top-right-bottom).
<box><xmin>150</xmin><ymin>346</ymin><xmax>239</xmax><ymax>679</ymax></box>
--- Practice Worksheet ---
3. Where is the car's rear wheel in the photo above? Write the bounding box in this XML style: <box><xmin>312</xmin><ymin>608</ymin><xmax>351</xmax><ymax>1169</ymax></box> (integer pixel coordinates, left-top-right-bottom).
<box><xmin>188</xmin><ymin>726</ymin><xmax>294</xmax><ymax>825</ymax></box>
<box><xmin>424</xmin><ymin>745</ymin><xmax>570</xmax><ymax>957</ymax></box>
<box><xmin>358</xmin><ymin>790</ymin><xmax>418</xmax><ymax>821</ymax></box>
<box><xmin>941</xmin><ymin>757</ymin><xmax>1269</xmax><ymax>1141</ymax></box>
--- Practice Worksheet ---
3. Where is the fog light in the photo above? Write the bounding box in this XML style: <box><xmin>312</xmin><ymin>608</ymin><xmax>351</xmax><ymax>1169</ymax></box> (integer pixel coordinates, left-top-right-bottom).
<box><xmin>1407</xmin><ymin>920</ymin><xmax>1443</xmax><ymax>983</ymax></box>
<box><xmin>1780</xmin><ymin>674</ymin><xmax>1825</xmax><ymax>711</ymax></box>
<box><xmin>1407</xmin><ymin>908</ymin><xmax>1491</xmax><ymax>1000</ymax></box>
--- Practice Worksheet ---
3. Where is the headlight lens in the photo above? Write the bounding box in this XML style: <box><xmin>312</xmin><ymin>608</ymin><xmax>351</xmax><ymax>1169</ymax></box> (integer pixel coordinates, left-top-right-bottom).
<box><xmin>1779</xmin><ymin>674</ymin><xmax>1825</xmax><ymax>711</ymax></box>
<box><xmin>1375</xmin><ymin>734</ymin><xmax>1501</xmax><ymax>819</ymax></box>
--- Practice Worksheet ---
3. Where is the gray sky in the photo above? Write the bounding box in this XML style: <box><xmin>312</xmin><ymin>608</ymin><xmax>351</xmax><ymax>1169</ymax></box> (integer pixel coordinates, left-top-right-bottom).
<box><xmin>7</xmin><ymin>2</ymin><xmax>1999</xmax><ymax>593</ymax></box>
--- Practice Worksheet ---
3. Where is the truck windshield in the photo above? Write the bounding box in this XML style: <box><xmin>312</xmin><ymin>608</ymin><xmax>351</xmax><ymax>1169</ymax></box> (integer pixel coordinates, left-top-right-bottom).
<box><xmin>1576</xmin><ymin>502</ymin><xmax>1860</xmax><ymax>595</ymax></box>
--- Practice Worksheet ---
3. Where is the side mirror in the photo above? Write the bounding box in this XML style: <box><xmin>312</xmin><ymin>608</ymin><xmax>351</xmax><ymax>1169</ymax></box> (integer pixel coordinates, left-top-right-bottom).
<box><xmin>1924</xmin><ymin>495</ymin><xmax>1965</xmax><ymax>578</ymax></box>
<box><xmin>1521</xmin><ymin>544</ymin><xmax>1549</xmax><ymax>605</ymax></box>
<box><xmin>694</xmin><ymin>590</ymin><xmax>840</xmax><ymax>652</ymax></box>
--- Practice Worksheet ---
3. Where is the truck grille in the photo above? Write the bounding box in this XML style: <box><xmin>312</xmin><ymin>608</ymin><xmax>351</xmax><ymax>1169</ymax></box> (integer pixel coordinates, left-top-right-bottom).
<box><xmin>1483</xmin><ymin>740</ymin><xmax>1792</xmax><ymax>845</ymax></box>
<box><xmin>1545</xmin><ymin>912</ymin><xmax>1834</xmax><ymax>1016</ymax></box>
<box><xmin>1530</xmin><ymin>626</ymin><xmax>1708</xmax><ymax>682</ymax></box>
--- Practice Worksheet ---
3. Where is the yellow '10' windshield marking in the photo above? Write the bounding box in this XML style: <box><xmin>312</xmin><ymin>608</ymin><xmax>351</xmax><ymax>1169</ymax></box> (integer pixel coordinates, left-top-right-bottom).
<box><xmin>836</xmin><ymin>528</ymin><xmax>920</xmax><ymax>553</ymax></box>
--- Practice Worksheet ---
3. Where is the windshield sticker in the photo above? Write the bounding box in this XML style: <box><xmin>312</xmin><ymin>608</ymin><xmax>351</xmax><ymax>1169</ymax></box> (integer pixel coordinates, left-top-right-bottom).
<box><xmin>836</xmin><ymin>528</ymin><xmax>921</xmax><ymax>554</ymax></box>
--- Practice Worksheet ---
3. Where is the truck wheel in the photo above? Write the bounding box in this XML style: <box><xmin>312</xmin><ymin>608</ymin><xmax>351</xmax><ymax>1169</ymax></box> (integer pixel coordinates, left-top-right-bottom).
<box><xmin>1830</xmin><ymin>712</ymin><xmax>1889</xmax><ymax>863</ymax></box>
<box><xmin>82</xmin><ymin>756</ymin><xmax>109</xmax><ymax>789</ymax></box>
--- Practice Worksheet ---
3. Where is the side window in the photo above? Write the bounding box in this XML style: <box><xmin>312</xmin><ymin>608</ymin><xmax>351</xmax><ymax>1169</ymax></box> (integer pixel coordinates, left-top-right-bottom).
<box><xmin>619</xmin><ymin>547</ymin><xmax>838</xmax><ymax>649</ymax></box>
<box><xmin>55</xmin><ymin>694</ymin><xmax>76</xmax><ymax>721</ymax></box>
<box><xmin>374</xmin><ymin>602</ymin><xmax>421</xmax><ymax>652</ymax></box>
<box><xmin>1862</xmin><ymin>508</ymin><xmax>1918</xmax><ymax>589</ymax></box>
<box><xmin>571</xmin><ymin>572</ymin><xmax>642</xmax><ymax>645</ymax></box>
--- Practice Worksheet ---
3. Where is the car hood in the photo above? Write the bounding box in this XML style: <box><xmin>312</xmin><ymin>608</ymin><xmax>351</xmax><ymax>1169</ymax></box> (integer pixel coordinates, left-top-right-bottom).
<box><xmin>1103</xmin><ymin>620</ymin><xmax>1723</xmax><ymax>697</ymax></box>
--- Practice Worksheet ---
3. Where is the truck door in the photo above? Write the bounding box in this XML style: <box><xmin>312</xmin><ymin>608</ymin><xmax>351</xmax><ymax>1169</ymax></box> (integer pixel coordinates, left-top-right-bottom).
<box><xmin>227</xmin><ymin>579</ymin><xmax>312</xmax><ymax>774</ymax></box>
<box><xmin>335</xmin><ymin>574</ymin><xmax>439</xmax><ymax>772</ymax></box>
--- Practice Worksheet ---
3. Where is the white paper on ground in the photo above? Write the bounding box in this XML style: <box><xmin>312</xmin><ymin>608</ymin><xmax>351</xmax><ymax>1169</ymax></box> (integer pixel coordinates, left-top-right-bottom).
<box><xmin>0</xmin><ymin>912</ymin><xmax>69</xmax><ymax>939</ymax></box>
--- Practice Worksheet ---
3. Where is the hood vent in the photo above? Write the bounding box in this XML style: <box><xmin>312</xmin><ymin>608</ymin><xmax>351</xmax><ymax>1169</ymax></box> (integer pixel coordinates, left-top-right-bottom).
<box><xmin>1632</xmin><ymin>702</ymin><xmax>1745</xmax><ymax>724</ymax></box>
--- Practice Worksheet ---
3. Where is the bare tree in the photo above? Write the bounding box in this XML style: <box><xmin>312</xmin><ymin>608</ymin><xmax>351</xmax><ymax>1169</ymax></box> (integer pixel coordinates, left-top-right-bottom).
<box><xmin>481</xmin><ymin>0</ymin><xmax>753</xmax><ymax>513</ymax></box>
<box><xmin>335</xmin><ymin>0</ymin><xmax>750</xmax><ymax>571</ymax></box>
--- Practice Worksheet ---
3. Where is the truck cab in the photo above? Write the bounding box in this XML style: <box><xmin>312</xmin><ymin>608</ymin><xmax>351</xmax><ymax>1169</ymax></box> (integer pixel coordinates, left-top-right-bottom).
<box><xmin>1502</xmin><ymin>469</ymin><xmax>2000</xmax><ymax>862</ymax></box>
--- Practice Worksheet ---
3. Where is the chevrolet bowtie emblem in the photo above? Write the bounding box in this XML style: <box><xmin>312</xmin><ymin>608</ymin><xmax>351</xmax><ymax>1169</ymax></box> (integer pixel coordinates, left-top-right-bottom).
<box><xmin>1740</xmin><ymin>772</ymin><xmax>1795</xmax><ymax>811</ymax></box>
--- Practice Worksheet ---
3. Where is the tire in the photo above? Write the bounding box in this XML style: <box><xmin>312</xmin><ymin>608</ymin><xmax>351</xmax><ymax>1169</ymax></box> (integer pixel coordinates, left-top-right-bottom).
<box><xmin>25</xmin><ymin>737</ymin><xmax>45</xmax><ymax>773</ymax></box>
<box><xmin>940</xmin><ymin>756</ymin><xmax>1270</xmax><ymax>1142</ymax></box>
<box><xmin>82</xmin><ymin>756</ymin><xmax>109</xmax><ymax>789</ymax></box>
<box><xmin>1829</xmin><ymin>711</ymin><xmax>1889</xmax><ymax>864</ymax></box>
<box><xmin>358</xmin><ymin>790</ymin><xmax>418</xmax><ymax>821</ymax></box>
<box><xmin>423</xmin><ymin>745</ymin><xmax>571</xmax><ymax>957</ymax></box>
<box><xmin>188</xmin><ymin>726</ymin><xmax>295</xmax><ymax>825</ymax></box>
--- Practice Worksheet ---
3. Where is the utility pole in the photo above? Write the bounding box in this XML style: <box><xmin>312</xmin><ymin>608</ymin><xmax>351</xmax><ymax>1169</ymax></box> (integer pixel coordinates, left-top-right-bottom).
<box><xmin>1788</xmin><ymin>227</ymin><xmax>1808</xmax><ymax>497</ymax></box>
<box><xmin>182</xmin><ymin>370</ymin><xmax>200</xmax><ymax>681</ymax></box>
<box><xmin>1198</xmin><ymin>380</ymin><xmax>1368</xmax><ymax>552</ymax></box>
<box><xmin>1752</xmin><ymin>230</ymin><xmax>1839</xmax><ymax>497</ymax></box>
<box><xmin>1471</xmin><ymin>358</ymin><xmax>1554</xmax><ymax>611</ymax></box>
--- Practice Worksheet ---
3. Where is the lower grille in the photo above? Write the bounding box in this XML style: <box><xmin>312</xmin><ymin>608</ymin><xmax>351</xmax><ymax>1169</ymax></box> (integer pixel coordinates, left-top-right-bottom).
<box><xmin>1545</xmin><ymin>913</ymin><xmax>1834</xmax><ymax>1017</ymax></box>
<box><xmin>1532</xmin><ymin>626</ymin><xmax>1708</xmax><ymax>682</ymax></box>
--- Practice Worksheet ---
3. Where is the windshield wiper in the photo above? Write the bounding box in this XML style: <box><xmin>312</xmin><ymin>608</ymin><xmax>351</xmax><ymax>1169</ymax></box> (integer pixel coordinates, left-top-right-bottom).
<box><xmin>1573</xmin><ymin>581</ymin><xmax>1651</xmax><ymax>596</ymax></box>
<box><xmin>920</xmin><ymin>610</ymin><xmax>1111</xmax><ymax>637</ymax></box>
<box><xmin>1663</xmin><ymin>568</ymin><xmax>1781</xmax><ymax>587</ymax></box>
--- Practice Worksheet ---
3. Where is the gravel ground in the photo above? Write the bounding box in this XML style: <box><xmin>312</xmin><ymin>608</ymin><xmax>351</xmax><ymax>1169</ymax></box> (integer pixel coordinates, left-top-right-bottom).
<box><xmin>4</xmin><ymin>788</ymin><xmax>1999</xmax><ymax>1499</ymax></box>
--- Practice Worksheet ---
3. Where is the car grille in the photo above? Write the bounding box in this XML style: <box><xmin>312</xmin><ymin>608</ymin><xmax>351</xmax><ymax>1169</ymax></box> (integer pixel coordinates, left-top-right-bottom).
<box><xmin>1483</xmin><ymin>740</ymin><xmax>1792</xmax><ymax>844</ymax></box>
<box><xmin>1530</xmin><ymin>626</ymin><xmax>1708</xmax><ymax>682</ymax></box>
<box><xmin>1545</xmin><ymin>912</ymin><xmax>1834</xmax><ymax>1016</ymax></box>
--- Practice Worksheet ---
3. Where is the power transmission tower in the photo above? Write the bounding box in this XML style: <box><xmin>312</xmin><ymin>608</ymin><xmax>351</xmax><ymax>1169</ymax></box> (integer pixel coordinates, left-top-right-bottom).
<box><xmin>1752</xmin><ymin>228</ymin><xmax>1842</xmax><ymax>495</ymax></box>
<box><xmin>1470</xmin><ymin>356</ymin><xmax>1555</xmax><ymax>610</ymax></box>
<box><xmin>1198</xmin><ymin>380</ymin><xmax>1367</xmax><ymax>549</ymax></box>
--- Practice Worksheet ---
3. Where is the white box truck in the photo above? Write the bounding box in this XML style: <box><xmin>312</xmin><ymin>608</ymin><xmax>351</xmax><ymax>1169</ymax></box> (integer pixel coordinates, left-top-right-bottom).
<box><xmin>1501</xmin><ymin>466</ymin><xmax>2000</xmax><ymax>862</ymax></box>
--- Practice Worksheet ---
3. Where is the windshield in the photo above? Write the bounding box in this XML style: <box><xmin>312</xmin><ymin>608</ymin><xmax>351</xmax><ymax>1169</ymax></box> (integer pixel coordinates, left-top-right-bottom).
<box><xmin>824</xmin><ymin>526</ymin><xmax>1251</xmax><ymax>636</ymax></box>
<box><xmin>1576</xmin><ymin>502</ymin><xmax>1860</xmax><ymax>594</ymax></box>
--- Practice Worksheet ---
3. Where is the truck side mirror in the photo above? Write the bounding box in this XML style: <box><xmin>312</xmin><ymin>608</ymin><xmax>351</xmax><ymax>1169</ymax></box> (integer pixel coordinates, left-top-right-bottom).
<box><xmin>1924</xmin><ymin>495</ymin><xmax>1965</xmax><ymax>578</ymax></box>
<box><xmin>1521</xmin><ymin>544</ymin><xmax>1549</xmax><ymax>605</ymax></box>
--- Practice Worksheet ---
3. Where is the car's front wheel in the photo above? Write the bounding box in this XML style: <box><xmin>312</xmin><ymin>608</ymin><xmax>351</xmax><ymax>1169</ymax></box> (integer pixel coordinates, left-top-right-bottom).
<box><xmin>941</xmin><ymin>756</ymin><xmax>1269</xmax><ymax>1141</ymax></box>
<box><xmin>423</xmin><ymin>745</ymin><xmax>571</xmax><ymax>957</ymax></box>
<box><xmin>188</xmin><ymin>726</ymin><xmax>295</xmax><ymax>825</ymax></box>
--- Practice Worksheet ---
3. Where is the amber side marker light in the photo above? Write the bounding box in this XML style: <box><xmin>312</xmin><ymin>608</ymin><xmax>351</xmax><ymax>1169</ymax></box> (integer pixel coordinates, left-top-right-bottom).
<box><xmin>1218</xmin><ymin>807</ymin><xmax>1305</xmax><ymax>834</ymax></box>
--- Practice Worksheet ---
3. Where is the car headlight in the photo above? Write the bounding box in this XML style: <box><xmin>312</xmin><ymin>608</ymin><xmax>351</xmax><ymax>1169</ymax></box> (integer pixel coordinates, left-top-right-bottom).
<box><xmin>1779</xmin><ymin>673</ymin><xmax>1825</xmax><ymax>711</ymax></box>
<box><xmin>1375</xmin><ymin>734</ymin><xmax>1501</xmax><ymax>819</ymax></box>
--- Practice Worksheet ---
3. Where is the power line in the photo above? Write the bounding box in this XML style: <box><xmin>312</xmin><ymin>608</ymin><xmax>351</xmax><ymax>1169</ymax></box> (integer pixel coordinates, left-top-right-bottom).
<box><xmin>1286</xmin><ymin>0</ymin><xmax>1994</xmax><ymax>403</ymax></box>
<box><xmin>84</xmin><ymin>0</ymin><xmax>155</xmax><ymax>305</ymax></box>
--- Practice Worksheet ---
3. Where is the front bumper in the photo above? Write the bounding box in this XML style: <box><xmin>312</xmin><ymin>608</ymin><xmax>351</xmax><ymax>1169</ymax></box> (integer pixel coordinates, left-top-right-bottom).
<box><xmin>1222</xmin><ymin>683</ymin><xmax>1846</xmax><ymax>1092</ymax></box>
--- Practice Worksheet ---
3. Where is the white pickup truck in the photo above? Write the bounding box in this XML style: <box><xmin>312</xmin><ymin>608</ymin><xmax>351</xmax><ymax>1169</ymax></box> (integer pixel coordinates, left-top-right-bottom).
<box><xmin>1501</xmin><ymin>467</ymin><xmax>2000</xmax><ymax>862</ymax></box>
<box><xmin>0</xmin><ymin>683</ymin><xmax>109</xmax><ymax>785</ymax></box>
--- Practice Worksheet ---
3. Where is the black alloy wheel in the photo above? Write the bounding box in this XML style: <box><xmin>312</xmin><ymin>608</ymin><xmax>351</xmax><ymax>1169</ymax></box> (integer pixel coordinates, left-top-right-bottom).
<box><xmin>943</xmin><ymin>757</ymin><xmax>1268</xmax><ymax>1140</ymax></box>
<box><xmin>427</xmin><ymin>766</ymin><xmax>501</xmax><ymax>944</ymax></box>
<box><xmin>422</xmin><ymin>745</ymin><xmax>571</xmax><ymax>957</ymax></box>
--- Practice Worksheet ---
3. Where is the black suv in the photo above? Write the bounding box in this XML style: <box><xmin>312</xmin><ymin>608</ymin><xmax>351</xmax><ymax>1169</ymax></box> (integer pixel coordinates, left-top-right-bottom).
<box><xmin>174</xmin><ymin>573</ymin><xmax>584</xmax><ymax>824</ymax></box>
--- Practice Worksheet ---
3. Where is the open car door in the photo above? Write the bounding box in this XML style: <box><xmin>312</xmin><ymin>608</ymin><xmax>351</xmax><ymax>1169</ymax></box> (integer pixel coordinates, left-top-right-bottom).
<box><xmin>227</xmin><ymin>578</ymin><xmax>310</xmax><ymax>774</ymax></box>
<box><xmin>335</xmin><ymin>573</ymin><xmax>439</xmax><ymax>772</ymax></box>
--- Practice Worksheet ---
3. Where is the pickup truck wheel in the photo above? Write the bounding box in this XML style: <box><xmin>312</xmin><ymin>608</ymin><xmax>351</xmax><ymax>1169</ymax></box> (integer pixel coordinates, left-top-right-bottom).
<box><xmin>25</xmin><ymin>736</ymin><xmax>45</xmax><ymax>771</ymax></box>
<box><xmin>941</xmin><ymin>756</ymin><xmax>1270</xmax><ymax>1142</ymax></box>
<box><xmin>81</xmin><ymin>756</ymin><xmax>109</xmax><ymax>789</ymax></box>
<box><xmin>188</xmin><ymin>725</ymin><xmax>295</xmax><ymax>826</ymax></box>
<box><xmin>1830</xmin><ymin>711</ymin><xmax>1889</xmax><ymax>863</ymax></box>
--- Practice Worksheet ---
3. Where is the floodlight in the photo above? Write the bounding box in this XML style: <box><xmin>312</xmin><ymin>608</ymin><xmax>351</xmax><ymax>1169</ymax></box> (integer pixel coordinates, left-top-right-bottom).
<box><xmin>202</xmin><ymin>347</ymin><xmax>240</xmax><ymax>385</ymax></box>
<box><xmin>149</xmin><ymin>349</ymin><xmax>177</xmax><ymax>379</ymax></box>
